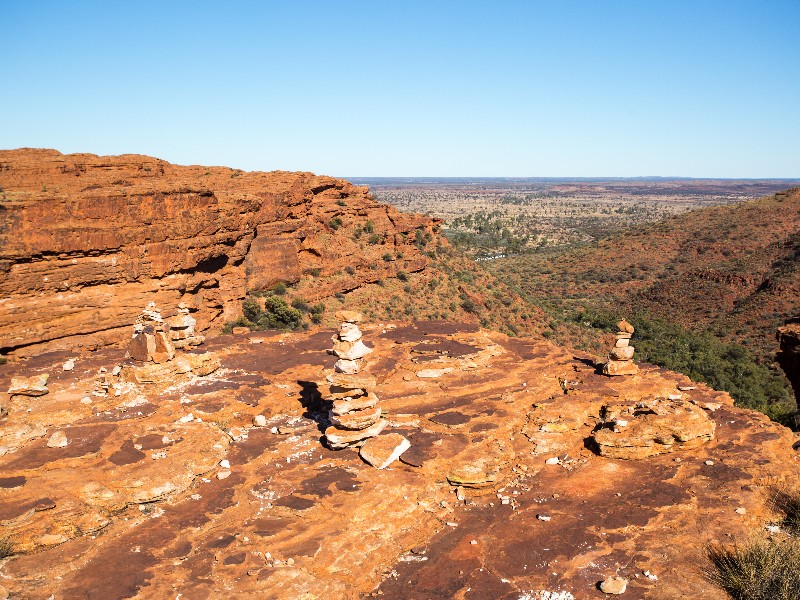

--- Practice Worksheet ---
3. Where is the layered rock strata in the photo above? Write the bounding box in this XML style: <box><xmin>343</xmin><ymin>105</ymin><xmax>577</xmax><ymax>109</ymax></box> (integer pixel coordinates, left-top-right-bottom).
<box><xmin>0</xmin><ymin>321</ymin><xmax>795</xmax><ymax>600</ymax></box>
<box><xmin>603</xmin><ymin>319</ymin><xmax>640</xmax><ymax>376</ymax></box>
<box><xmin>593</xmin><ymin>396</ymin><xmax>716</xmax><ymax>459</ymax></box>
<box><xmin>324</xmin><ymin>311</ymin><xmax>388</xmax><ymax>450</ymax></box>
<box><xmin>0</xmin><ymin>149</ymin><xmax>439</xmax><ymax>357</ymax></box>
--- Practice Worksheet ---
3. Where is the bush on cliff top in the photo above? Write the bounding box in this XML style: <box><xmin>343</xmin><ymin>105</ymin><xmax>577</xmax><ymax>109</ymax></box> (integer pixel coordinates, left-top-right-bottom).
<box><xmin>225</xmin><ymin>296</ymin><xmax>304</xmax><ymax>332</ymax></box>
<box><xmin>705</xmin><ymin>538</ymin><xmax>800</xmax><ymax>600</ymax></box>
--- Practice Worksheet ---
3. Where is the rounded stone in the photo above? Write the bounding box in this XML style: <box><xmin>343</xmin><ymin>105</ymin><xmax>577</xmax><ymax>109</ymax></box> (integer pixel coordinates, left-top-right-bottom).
<box><xmin>600</xmin><ymin>576</ymin><xmax>628</xmax><ymax>594</ymax></box>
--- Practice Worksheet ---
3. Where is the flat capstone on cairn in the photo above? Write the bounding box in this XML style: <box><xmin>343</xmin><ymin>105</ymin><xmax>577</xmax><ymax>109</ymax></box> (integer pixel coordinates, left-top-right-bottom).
<box><xmin>602</xmin><ymin>319</ymin><xmax>640</xmax><ymax>376</ymax></box>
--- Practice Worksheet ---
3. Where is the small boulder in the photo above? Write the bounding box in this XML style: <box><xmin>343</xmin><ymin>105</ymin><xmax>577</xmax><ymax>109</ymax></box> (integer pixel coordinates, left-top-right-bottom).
<box><xmin>335</xmin><ymin>310</ymin><xmax>363</xmax><ymax>323</ymax></box>
<box><xmin>600</xmin><ymin>576</ymin><xmax>628</xmax><ymax>594</ymax></box>
<box><xmin>325</xmin><ymin>419</ymin><xmax>387</xmax><ymax>449</ymax></box>
<box><xmin>62</xmin><ymin>359</ymin><xmax>75</xmax><ymax>371</ymax></box>
<box><xmin>359</xmin><ymin>433</ymin><xmax>411</xmax><ymax>469</ymax></box>
<box><xmin>8</xmin><ymin>374</ymin><xmax>49</xmax><ymax>396</ymax></box>
<box><xmin>47</xmin><ymin>431</ymin><xmax>69</xmax><ymax>448</ymax></box>
<box><xmin>617</xmin><ymin>320</ymin><xmax>634</xmax><ymax>334</ymax></box>
<box><xmin>253</xmin><ymin>415</ymin><xmax>267</xmax><ymax>427</ymax></box>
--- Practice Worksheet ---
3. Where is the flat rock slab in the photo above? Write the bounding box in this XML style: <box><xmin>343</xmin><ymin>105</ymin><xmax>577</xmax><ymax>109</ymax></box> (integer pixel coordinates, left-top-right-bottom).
<box><xmin>593</xmin><ymin>398</ymin><xmax>716</xmax><ymax>459</ymax></box>
<box><xmin>359</xmin><ymin>433</ymin><xmax>411</xmax><ymax>469</ymax></box>
<box><xmin>0</xmin><ymin>323</ymin><xmax>796</xmax><ymax>600</ymax></box>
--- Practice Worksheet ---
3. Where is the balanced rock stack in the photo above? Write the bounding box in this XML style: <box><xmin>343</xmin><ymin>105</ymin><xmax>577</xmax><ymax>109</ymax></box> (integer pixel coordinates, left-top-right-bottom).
<box><xmin>324</xmin><ymin>311</ymin><xmax>387</xmax><ymax>449</ymax></box>
<box><xmin>168</xmin><ymin>302</ymin><xmax>205</xmax><ymax>349</ymax></box>
<box><xmin>127</xmin><ymin>302</ymin><xmax>176</xmax><ymax>364</ymax></box>
<box><xmin>602</xmin><ymin>319</ymin><xmax>640</xmax><ymax>376</ymax></box>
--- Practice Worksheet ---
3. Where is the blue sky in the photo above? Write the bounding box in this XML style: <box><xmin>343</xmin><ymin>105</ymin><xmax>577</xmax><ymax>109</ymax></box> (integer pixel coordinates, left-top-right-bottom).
<box><xmin>2</xmin><ymin>1</ymin><xmax>799</xmax><ymax>176</ymax></box>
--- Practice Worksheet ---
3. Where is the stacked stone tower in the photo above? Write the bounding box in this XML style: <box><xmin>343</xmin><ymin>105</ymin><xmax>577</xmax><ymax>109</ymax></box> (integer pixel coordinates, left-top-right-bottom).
<box><xmin>324</xmin><ymin>311</ymin><xmax>387</xmax><ymax>449</ymax></box>
<box><xmin>602</xmin><ymin>319</ymin><xmax>639</xmax><ymax>376</ymax></box>
<box><xmin>168</xmin><ymin>302</ymin><xmax>205</xmax><ymax>349</ymax></box>
<box><xmin>127</xmin><ymin>302</ymin><xmax>175</xmax><ymax>364</ymax></box>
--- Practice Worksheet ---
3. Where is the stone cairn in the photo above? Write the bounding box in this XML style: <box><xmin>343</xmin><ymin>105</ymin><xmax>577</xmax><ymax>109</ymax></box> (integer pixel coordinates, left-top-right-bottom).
<box><xmin>602</xmin><ymin>319</ymin><xmax>639</xmax><ymax>376</ymax></box>
<box><xmin>168</xmin><ymin>302</ymin><xmax>205</xmax><ymax>349</ymax></box>
<box><xmin>127</xmin><ymin>302</ymin><xmax>176</xmax><ymax>364</ymax></box>
<box><xmin>324</xmin><ymin>311</ymin><xmax>387</xmax><ymax>449</ymax></box>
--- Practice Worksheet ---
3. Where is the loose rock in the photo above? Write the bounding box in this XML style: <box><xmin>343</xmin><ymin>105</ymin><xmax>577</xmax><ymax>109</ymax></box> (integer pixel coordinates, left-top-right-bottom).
<box><xmin>600</xmin><ymin>576</ymin><xmax>628</xmax><ymax>594</ymax></box>
<box><xmin>8</xmin><ymin>374</ymin><xmax>49</xmax><ymax>396</ymax></box>
<box><xmin>47</xmin><ymin>431</ymin><xmax>69</xmax><ymax>448</ymax></box>
<box><xmin>359</xmin><ymin>433</ymin><xmax>411</xmax><ymax>469</ymax></box>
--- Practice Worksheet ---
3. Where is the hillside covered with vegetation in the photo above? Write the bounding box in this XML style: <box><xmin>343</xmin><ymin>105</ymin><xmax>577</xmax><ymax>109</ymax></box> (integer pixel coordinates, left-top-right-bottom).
<box><xmin>487</xmin><ymin>188</ymin><xmax>800</xmax><ymax>427</ymax></box>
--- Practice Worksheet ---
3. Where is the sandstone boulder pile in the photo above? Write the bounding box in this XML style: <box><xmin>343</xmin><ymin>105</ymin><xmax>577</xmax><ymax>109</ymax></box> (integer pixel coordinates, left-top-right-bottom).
<box><xmin>603</xmin><ymin>319</ymin><xmax>639</xmax><ymax>376</ymax></box>
<box><xmin>324</xmin><ymin>311</ymin><xmax>387</xmax><ymax>449</ymax></box>
<box><xmin>127</xmin><ymin>302</ymin><xmax>176</xmax><ymax>363</ymax></box>
<box><xmin>593</xmin><ymin>396</ymin><xmax>716</xmax><ymax>459</ymax></box>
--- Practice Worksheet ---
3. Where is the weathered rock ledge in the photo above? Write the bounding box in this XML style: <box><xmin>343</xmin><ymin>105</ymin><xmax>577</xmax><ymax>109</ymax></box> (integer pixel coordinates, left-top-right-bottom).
<box><xmin>0</xmin><ymin>321</ymin><xmax>797</xmax><ymax>599</ymax></box>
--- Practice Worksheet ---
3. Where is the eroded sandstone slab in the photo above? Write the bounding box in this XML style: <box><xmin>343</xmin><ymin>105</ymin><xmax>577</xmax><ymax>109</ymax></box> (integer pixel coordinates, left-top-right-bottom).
<box><xmin>0</xmin><ymin>323</ymin><xmax>795</xmax><ymax>600</ymax></box>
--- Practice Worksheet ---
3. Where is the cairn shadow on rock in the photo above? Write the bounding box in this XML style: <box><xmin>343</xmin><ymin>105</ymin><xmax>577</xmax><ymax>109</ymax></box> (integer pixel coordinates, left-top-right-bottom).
<box><xmin>297</xmin><ymin>380</ymin><xmax>328</xmax><ymax>435</ymax></box>
<box><xmin>572</xmin><ymin>355</ymin><xmax>603</xmax><ymax>374</ymax></box>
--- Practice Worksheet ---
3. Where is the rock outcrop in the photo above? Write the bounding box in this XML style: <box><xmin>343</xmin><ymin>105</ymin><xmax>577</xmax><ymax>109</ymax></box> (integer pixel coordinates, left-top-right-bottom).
<box><xmin>1</xmin><ymin>320</ymin><xmax>795</xmax><ymax>599</ymax></box>
<box><xmin>777</xmin><ymin>318</ymin><xmax>800</xmax><ymax>409</ymax></box>
<box><xmin>0</xmin><ymin>149</ymin><xmax>439</xmax><ymax>357</ymax></box>
<box><xmin>0</xmin><ymin>322</ymin><xmax>799</xmax><ymax>600</ymax></box>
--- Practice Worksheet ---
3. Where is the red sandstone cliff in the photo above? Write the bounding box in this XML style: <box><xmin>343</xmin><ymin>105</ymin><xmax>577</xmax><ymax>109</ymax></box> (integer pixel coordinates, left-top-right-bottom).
<box><xmin>0</xmin><ymin>149</ymin><xmax>439</xmax><ymax>356</ymax></box>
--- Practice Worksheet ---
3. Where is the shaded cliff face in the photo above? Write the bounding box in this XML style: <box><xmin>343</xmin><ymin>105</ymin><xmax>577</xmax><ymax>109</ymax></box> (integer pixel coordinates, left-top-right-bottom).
<box><xmin>778</xmin><ymin>320</ymin><xmax>800</xmax><ymax>406</ymax></box>
<box><xmin>0</xmin><ymin>149</ymin><xmax>440</xmax><ymax>356</ymax></box>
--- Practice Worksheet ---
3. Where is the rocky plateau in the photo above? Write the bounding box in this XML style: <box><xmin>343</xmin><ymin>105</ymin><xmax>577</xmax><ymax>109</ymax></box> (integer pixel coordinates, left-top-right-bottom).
<box><xmin>0</xmin><ymin>318</ymin><xmax>798</xmax><ymax>599</ymax></box>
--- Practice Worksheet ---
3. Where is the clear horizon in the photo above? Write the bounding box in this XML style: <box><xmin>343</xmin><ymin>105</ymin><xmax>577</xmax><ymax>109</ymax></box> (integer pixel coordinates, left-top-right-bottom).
<box><xmin>3</xmin><ymin>1</ymin><xmax>799</xmax><ymax>178</ymax></box>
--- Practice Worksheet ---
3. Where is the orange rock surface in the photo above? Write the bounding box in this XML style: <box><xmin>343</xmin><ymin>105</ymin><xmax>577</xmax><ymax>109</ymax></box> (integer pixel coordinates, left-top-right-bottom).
<box><xmin>0</xmin><ymin>321</ymin><xmax>797</xmax><ymax>599</ymax></box>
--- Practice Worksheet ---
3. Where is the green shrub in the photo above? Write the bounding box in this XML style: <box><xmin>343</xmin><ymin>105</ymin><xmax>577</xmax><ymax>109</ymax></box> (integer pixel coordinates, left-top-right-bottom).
<box><xmin>461</xmin><ymin>299</ymin><xmax>476</xmax><ymax>313</ymax></box>
<box><xmin>329</xmin><ymin>217</ymin><xmax>343</xmax><ymax>230</ymax></box>
<box><xmin>363</xmin><ymin>220</ymin><xmax>375</xmax><ymax>233</ymax></box>
<box><xmin>368</xmin><ymin>233</ymin><xmax>382</xmax><ymax>245</ymax></box>
<box><xmin>272</xmin><ymin>282</ymin><xmax>287</xmax><ymax>295</ymax></box>
<box><xmin>0</xmin><ymin>536</ymin><xmax>14</xmax><ymax>558</ymax></box>
<box><xmin>257</xmin><ymin>296</ymin><xmax>303</xmax><ymax>330</ymax></box>
<box><xmin>291</xmin><ymin>298</ymin><xmax>310</xmax><ymax>312</ymax></box>
<box><xmin>345</xmin><ymin>266</ymin><xmax>356</xmax><ymax>275</ymax></box>
<box><xmin>397</xmin><ymin>271</ymin><xmax>409</xmax><ymax>282</ymax></box>
<box><xmin>705</xmin><ymin>539</ymin><xmax>800</xmax><ymax>600</ymax></box>
<box><xmin>310</xmin><ymin>303</ymin><xmax>325</xmax><ymax>324</ymax></box>
<box><xmin>336</xmin><ymin>199</ymin><xmax>346</xmax><ymax>206</ymax></box>
<box><xmin>771</xmin><ymin>488</ymin><xmax>800</xmax><ymax>536</ymax></box>
<box><xmin>382</xmin><ymin>253</ymin><xmax>393</xmax><ymax>262</ymax></box>
<box><xmin>242</xmin><ymin>298</ymin><xmax>261</xmax><ymax>322</ymax></box>
<box><xmin>0</xmin><ymin>356</ymin><xmax>6</xmax><ymax>365</ymax></box>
